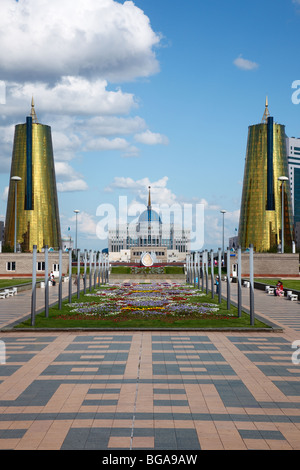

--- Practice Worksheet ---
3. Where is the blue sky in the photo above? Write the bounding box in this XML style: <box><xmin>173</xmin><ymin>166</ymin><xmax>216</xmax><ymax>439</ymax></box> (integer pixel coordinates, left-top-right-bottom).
<box><xmin>0</xmin><ymin>0</ymin><xmax>300</xmax><ymax>251</ymax></box>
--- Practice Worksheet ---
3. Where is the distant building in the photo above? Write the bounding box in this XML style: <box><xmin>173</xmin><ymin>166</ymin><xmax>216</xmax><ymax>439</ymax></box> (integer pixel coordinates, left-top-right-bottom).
<box><xmin>286</xmin><ymin>136</ymin><xmax>300</xmax><ymax>229</ymax></box>
<box><xmin>229</xmin><ymin>236</ymin><xmax>239</xmax><ymax>250</ymax></box>
<box><xmin>0</xmin><ymin>221</ymin><xmax>4</xmax><ymax>253</ymax></box>
<box><xmin>0</xmin><ymin>252</ymin><xmax>69</xmax><ymax>278</ymax></box>
<box><xmin>238</xmin><ymin>98</ymin><xmax>294</xmax><ymax>252</ymax></box>
<box><xmin>295</xmin><ymin>221</ymin><xmax>300</xmax><ymax>250</ymax></box>
<box><xmin>4</xmin><ymin>99</ymin><xmax>61</xmax><ymax>252</ymax></box>
<box><xmin>108</xmin><ymin>187</ymin><xmax>190</xmax><ymax>263</ymax></box>
<box><xmin>0</xmin><ymin>221</ymin><xmax>4</xmax><ymax>242</ymax></box>
<box><xmin>61</xmin><ymin>237</ymin><xmax>74</xmax><ymax>252</ymax></box>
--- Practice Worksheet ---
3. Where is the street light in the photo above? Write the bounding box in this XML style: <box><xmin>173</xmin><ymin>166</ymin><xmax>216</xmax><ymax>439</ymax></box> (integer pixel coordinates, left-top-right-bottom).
<box><xmin>278</xmin><ymin>176</ymin><xmax>289</xmax><ymax>254</ymax></box>
<box><xmin>220</xmin><ymin>210</ymin><xmax>226</xmax><ymax>263</ymax></box>
<box><xmin>11</xmin><ymin>176</ymin><xmax>22</xmax><ymax>253</ymax></box>
<box><xmin>73</xmin><ymin>210</ymin><xmax>80</xmax><ymax>252</ymax></box>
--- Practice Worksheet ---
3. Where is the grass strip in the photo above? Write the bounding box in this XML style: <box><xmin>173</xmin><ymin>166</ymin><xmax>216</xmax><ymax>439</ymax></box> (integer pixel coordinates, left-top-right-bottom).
<box><xmin>14</xmin><ymin>284</ymin><xmax>269</xmax><ymax>330</ymax></box>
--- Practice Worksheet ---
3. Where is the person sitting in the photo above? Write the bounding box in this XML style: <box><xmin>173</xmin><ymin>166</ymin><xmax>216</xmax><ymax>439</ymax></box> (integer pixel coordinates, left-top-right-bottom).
<box><xmin>275</xmin><ymin>281</ymin><xmax>283</xmax><ymax>297</ymax></box>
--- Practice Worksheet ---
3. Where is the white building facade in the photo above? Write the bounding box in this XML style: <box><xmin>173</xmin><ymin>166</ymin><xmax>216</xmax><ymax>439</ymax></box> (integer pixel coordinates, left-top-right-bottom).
<box><xmin>108</xmin><ymin>188</ymin><xmax>191</xmax><ymax>263</ymax></box>
<box><xmin>286</xmin><ymin>137</ymin><xmax>300</xmax><ymax>219</ymax></box>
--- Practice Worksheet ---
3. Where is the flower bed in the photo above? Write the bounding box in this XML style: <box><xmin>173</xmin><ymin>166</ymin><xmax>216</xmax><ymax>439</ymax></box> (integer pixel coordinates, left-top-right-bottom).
<box><xmin>15</xmin><ymin>280</ymin><xmax>270</xmax><ymax>329</ymax></box>
<box><xmin>130</xmin><ymin>266</ymin><xmax>165</xmax><ymax>275</ymax></box>
<box><xmin>57</xmin><ymin>282</ymin><xmax>237</xmax><ymax>323</ymax></box>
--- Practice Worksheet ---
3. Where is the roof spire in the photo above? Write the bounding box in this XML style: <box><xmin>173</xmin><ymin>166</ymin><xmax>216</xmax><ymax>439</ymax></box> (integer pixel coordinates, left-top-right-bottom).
<box><xmin>30</xmin><ymin>96</ymin><xmax>38</xmax><ymax>123</ymax></box>
<box><xmin>148</xmin><ymin>186</ymin><xmax>151</xmax><ymax>209</ymax></box>
<box><xmin>261</xmin><ymin>95</ymin><xmax>270</xmax><ymax>123</ymax></box>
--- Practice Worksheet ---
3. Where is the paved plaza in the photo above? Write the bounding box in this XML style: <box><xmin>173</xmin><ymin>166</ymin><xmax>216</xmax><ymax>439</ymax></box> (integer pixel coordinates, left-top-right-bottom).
<box><xmin>0</xmin><ymin>280</ymin><xmax>299</xmax><ymax>450</ymax></box>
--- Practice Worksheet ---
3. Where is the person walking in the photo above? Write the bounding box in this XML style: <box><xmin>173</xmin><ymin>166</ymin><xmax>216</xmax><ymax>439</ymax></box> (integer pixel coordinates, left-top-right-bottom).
<box><xmin>215</xmin><ymin>276</ymin><xmax>219</xmax><ymax>294</ymax></box>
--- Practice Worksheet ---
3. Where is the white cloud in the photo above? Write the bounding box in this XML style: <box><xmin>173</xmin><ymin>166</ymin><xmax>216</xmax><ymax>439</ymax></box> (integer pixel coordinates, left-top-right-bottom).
<box><xmin>57</xmin><ymin>179</ymin><xmax>88</xmax><ymax>192</ymax></box>
<box><xmin>233</xmin><ymin>55</ymin><xmax>259</xmax><ymax>71</ymax></box>
<box><xmin>55</xmin><ymin>162</ymin><xmax>88</xmax><ymax>192</ymax></box>
<box><xmin>134</xmin><ymin>129</ymin><xmax>169</xmax><ymax>145</ymax></box>
<box><xmin>7</xmin><ymin>77</ymin><xmax>136</xmax><ymax>117</ymax></box>
<box><xmin>105</xmin><ymin>176</ymin><xmax>177</xmax><ymax>206</ymax></box>
<box><xmin>1</xmin><ymin>186</ymin><xmax>9</xmax><ymax>201</ymax></box>
<box><xmin>69</xmin><ymin>210</ymin><xmax>98</xmax><ymax>238</ymax></box>
<box><xmin>0</xmin><ymin>0</ymin><xmax>161</xmax><ymax>83</ymax></box>
<box><xmin>121</xmin><ymin>146</ymin><xmax>140</xmax><ymax>158</ymax></box>
<box><xmin>81</xmin><ymin>116</ymin><xmax>147</xmax><ymax>137</ymax></box>
<box><xmin>84</xmin><ymin>136</ymin><xmax>141</xmax><ymax>158</ymax></box>
<box><xmin>85</xmin><ymin>137</ymin><xmax>130</xmax><ymax>152</ymax></box>
<box><xmin>0</xmin><ymin>124</ymin><xmax>15</xmax><ymax>173</ymax></box>
<box><xmin>51</xmin><ymin>129</ymin><xmax>81</xmax><ymax>162</ymax></box>
<box><xmin>0</xmin><ymin>0</ymin><xmax>170</xmax><ymax>196</ymax></box>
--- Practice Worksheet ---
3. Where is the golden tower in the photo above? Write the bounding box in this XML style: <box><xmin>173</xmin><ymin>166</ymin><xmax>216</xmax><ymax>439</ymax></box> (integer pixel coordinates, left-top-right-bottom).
<box><xmin>238</xmin><ymin>99</ymin><xmax>294</xmax><ymax>252</ymax></box>
<box><xmin>4</xmin><ymin>100</ymin><xmax>61</xmax><ymax>252</ymax></box>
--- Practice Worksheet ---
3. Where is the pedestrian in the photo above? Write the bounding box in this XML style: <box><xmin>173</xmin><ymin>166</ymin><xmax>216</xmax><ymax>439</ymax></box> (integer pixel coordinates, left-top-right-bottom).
<box><xmin>215</xmin><ymin>276</ymin><xmax>219</xmax><ymax>294</ymax></box>
<box><xmin>275</xmin><ymin>280</ymin><xmax>283</xmax><ymax>297</ymax></box>
<box><xmin>50</xmin><ymin>271</ymin><xmax>56</xmax><ymax>286</ymax></box>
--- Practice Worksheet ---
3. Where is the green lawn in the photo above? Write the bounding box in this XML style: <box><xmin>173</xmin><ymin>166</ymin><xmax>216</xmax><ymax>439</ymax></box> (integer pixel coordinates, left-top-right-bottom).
<box><xmin>254</xmin><ymin>278</ymin><xmax>300</xmax><ymax>290</ymax></box>
<box><xmin>111</xmin><ymin>266</ymin><xmax>131</xmax><ymax>274</ymax></box>
<box><xmin>0</xmin><ymin>279</ymin><xmax>32</xmax><ymax>288</ymax></box>
<box><xmin>165</xmin><ymin>266</ymin><xmax>184</xmax><ymax>274</ymax></box>
<box><xmin>72</xmin><ymin>267</ymin><xmax>91</xmax><ymax>274</ymax></box>
<box><xmin>15</xmin><ymin>284</ymin><xmax>269</xmax><ymax>330</ymax></box>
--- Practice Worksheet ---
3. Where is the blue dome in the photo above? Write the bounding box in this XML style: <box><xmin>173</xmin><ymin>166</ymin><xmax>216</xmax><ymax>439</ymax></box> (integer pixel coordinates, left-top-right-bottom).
<box><xmin>139</xmin><ymin>208</ymin><xmax>162</xmax><ymax>224</ymax></box>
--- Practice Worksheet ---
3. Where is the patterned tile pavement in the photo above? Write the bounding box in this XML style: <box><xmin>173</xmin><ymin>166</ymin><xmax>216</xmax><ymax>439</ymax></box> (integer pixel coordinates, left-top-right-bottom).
<box><xmin>0</xmin><ymin>281</ymin><xmax>300</xmax><ymax>450</ymax></box>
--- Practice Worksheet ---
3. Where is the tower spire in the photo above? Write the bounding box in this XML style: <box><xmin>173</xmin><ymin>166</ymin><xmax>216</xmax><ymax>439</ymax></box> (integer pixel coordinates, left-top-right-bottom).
<box><xmin>261</xmin><ymin>96</ymin><xmax>270</xmax><ymax>123</ymax></box>
<box><xmin>30</xmin><ymin>96</ymin><xmax>38</xmax><ymax>123</ymax></box>
<box><xmin>148</xmin><ymin>186</ymin><xmax>151</xmax><ymax>209</ymax></box>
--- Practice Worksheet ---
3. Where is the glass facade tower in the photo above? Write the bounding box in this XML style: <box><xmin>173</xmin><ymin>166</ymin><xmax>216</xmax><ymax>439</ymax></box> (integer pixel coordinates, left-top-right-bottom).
<box><xmin>4</xmin><ymin>102</ymin><xmax>61</xmax><ymax>252</ymax></box>
<box><xmin>238</xmin><ymin>101</ymin><xmax>294</xmax><ymax>252</ymax></box>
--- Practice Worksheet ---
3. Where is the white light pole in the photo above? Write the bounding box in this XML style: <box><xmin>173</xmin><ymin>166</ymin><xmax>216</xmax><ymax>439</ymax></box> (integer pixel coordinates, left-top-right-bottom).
<box><xmin>278</xmin><ymin>176</ymin><xmax>289</xmax><ymax>254</ymax></box>
<box><xmin>73</xmin><ymin>210</ymin><xmax>80</xmax><ymax>252</ymax></box>
<box><xmin>11</xmin><ymin>176</ymin><xmax>22</xmax><ymax>253</ymax></box>
<box><xmin>220</xmin><ymin>210</ymin><xmax>226</xmax><ymax>263</ymax></box>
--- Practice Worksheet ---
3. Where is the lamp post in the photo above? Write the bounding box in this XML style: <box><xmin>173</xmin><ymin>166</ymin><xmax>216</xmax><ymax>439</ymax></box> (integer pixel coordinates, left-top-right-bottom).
<box><xmin>220</xmin><ymin>210</ymin><xmax>226</xmax><ymax>264</ymax></box>
<box><xmin>73</xmin><ymin>210</ymin><xmax>80</xmax><ymax>252</ymax></box>
<box><xmin>278</xmin><ymin>176</ymin><xmax>289</xmax><ymax>254</ymax></box>
<box><xmin>11</xmin><ymin>176</ymin><xmax>22</xmax><ymax>253</ymax></box>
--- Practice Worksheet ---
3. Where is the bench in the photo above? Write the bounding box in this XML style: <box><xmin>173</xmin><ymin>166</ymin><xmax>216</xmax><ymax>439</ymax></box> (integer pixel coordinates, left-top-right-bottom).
<box><xmin>265</xmin><ymin>286</ymin><xmax>276</xmax><ymax>295</ymax></box>
<box><xmin>286</xmin><ymin>291</ymin><xmax>298</xmax><ymax>301</ymax></box>
<box><xmin>4</xmin><ymin>289</ymin><xmax>14</xmax><ymax>297</ymax></box>
<box><xmin>0</xmin><ymin>287</ymin><xmax>17</xmax><ymax>298</ymax></box>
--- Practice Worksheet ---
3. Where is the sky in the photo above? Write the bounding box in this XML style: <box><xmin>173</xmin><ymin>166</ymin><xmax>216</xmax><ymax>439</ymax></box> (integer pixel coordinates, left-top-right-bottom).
<box><xmin>0</xmin><ymin>0</ymin><xmax>300</xmax><ymax>252</ymax></box>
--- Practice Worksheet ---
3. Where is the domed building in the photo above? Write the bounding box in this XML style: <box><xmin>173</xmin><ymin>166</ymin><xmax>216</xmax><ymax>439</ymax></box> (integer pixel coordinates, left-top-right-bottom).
<box><xmin>108</xmin><ymin>187</ymin><xmax>190</xmax><ymax>263</ymax></box>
